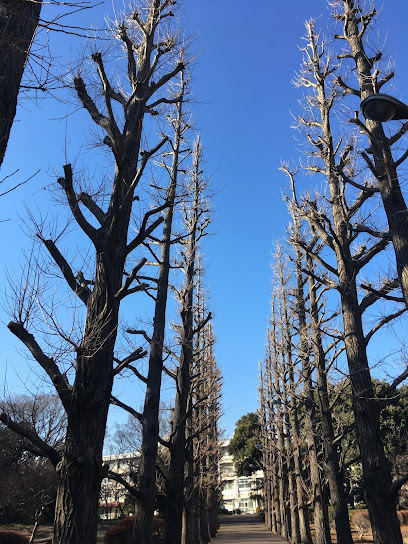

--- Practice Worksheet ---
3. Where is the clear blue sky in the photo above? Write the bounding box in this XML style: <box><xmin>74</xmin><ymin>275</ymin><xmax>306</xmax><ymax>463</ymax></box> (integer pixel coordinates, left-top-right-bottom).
<box><xmin>1</xmin><ymin>0</ymin><xmax>408</xmax><ymax>439</ymax></box>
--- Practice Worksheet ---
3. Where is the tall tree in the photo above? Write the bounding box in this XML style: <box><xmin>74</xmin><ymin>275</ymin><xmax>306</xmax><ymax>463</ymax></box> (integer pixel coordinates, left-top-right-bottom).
<box><xmin>126</xmin><ymin>71</ymin><xmax>189</xmax><ymax>544</ymax></box>
<box><xmin>180</xmin><ymin>270</ymin><xmax>221</xmax><ymax>544</ymax></box>
<box><xmin>274</xmin><ymin>246</ymin><xmax>313</xmax><ymax>544</ymax></box>
<box><xmin>332</xmin><ymin>0</ymin><xmax>408</xmax><ymax>306</ymax></box>
<box><xmin>0</xmin><ymin>2</ymin><xmax>185</xmax><ymax>543</ymax></box>
<box><xmin>164</xmin><ymin>135</ymin><xmax>212</xmax><ymax>544</ymax></box>
<box><xmin>291</xmin><ymin>19</ymin><xmax>406</xmax><ymax>544</ymax></box>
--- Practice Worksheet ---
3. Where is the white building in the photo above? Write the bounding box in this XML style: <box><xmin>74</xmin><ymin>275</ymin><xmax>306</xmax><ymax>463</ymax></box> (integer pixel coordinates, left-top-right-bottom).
<box><xmin>219</xmin><ymin>440</ymin><xmax>264</xmax><ymax>514</ymax></box>
<box><xmin>100</xmin><ymin>441</ymin><xmax>264</xmax><ymax>519</ymax></box>
<box><xmin>100</xmin><ymin>452</ymin><xmax>140</xmax><ymax>520</ymax></box>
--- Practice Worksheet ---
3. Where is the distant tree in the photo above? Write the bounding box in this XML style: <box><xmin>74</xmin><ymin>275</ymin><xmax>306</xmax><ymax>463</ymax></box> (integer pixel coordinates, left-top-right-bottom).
<box><xmin>163</xmin><ymin>135</ymin><xmax>213</xmax><ymax>544</ymax></box>
<box><xmin>228</xmin><ymin>413</ymin><xmax>262</xmax><ymax>477</ymax></box>
<box><xmin>183</xmin><ymin>290</ymin><xmax>221</xmax><ymax>544</ymax></box>
<box><xmin>0</xmin><ymin>394</ymin><xmax>64</xmax><ymax>524</ymax></box>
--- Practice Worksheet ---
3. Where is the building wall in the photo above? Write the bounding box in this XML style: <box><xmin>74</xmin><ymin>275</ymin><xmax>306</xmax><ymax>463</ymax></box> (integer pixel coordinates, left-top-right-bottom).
<box><xmin>219</xmin><ymin>440</ymin><xmax>264</xmax><ymax>514</ymax></box>
<box><xmin>100</xmin><ymin>452</ymin><xmax>140</xmax><ymax>520</ymax></box>
<box><xmin>100</xmin><ymin>442</ymin><xmax>265</xmax><ymax>519</ymax></box>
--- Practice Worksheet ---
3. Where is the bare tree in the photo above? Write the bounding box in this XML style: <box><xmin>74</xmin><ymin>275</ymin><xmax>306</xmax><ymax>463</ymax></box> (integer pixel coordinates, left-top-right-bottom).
<box><xmin>273</xmin><ymin>247</ymin><xmax>309</xmax><ymax>544</ymax></box>
<box><xmin>182</xmin><ymin>280</ymin><xmax>221</xmax><ymax>544</ymax></box>
<box><xmin>291</xmin><ymin>19</ymin><xmax>406</xmax><ymax>544</ymax></box>
<box><xmin>332</xmin><ymin>0</ymin><xmax>408</xmax><ymax>306</ymax></box>
<box><xmin>163</xmin><ymin>136</ymin><xmax>212</xmax><ymax>544</ymax></box>
<box><xmin>1</xmin><ymin>2</ymin><xmax>186</xmax><ymax>542</ymax></box>
<box><xmin>267</xmin><ymin>292</ymin><xmax>290</xmax><ymax>541</ymax></box>
<box><xmin>122</xmin><ymin>71</ymin><xmax>190</xmax><ymax>544</ymax></box>
<box><xmin>284</xmin><ymin>172</ymin><xmax>354</xmax><ymax>544</ymax></box>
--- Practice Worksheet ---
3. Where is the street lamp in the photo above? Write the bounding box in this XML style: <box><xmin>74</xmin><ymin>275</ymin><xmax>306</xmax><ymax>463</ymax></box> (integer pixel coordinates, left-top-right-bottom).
<box><xmin>361</xmin><ymin>93</ymin><xmax>408</xmax><ymax>122</ymax></box>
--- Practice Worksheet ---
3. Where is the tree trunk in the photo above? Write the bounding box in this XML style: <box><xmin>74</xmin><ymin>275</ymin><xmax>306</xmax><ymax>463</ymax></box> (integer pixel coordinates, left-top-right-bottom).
<box><xmin>270</xmin><ymin>312</ymin><xmax>288</xmax><ymax>540</ymax></box>
<box><xmin>306</xmin><ymin>254</ymin><xmax>354</xmax><ymax>544</ymax></box>
<box><xmin>54</xmin><ymin>242</ymin><xmax>124</xmax><ymax>543</ymax></box>
<box><xmin>0</xmin><ymin>0</ymin><xmax>42</xmax><ymax>166</ymax></box>
<box><xmin>341</xmin><ymin>277</ymin><xmax>401</xmax><ymax>544</ymax></box>
<box><xmin>303</xmin><ymin>363</ymin><xmax>331</xmax><ymax>544</ymax></box>
<box><xmin>305</xmin><ymin>17</ymin><xmax>403</xmax><ymax>544</ymax></box>
<box><xmin>159</xmin><ymin>82</ymin><xmax>188</xmax><ymax>544</ymax></box>
<box><xmin>133</xmin><ymin>194</ymin><xmax>175</xmax><ymax>544</ymax></box>
<box><xmin>279</xmin><ymin>253</ymin><xmax>312</xmax><ymax>544</ymax></box>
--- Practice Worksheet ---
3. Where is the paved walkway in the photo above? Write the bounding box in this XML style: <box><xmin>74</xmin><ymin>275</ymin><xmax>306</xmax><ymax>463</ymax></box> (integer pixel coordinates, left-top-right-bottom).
<box><xmin>211</xmin><ymin>515</ymin><xmax>287</xmax><ymax>543</ymax></box>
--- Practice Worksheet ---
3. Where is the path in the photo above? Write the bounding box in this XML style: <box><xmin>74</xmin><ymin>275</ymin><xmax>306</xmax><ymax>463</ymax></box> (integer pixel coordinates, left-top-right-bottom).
<box><xmin>212</xmin><ymin>515</ymin><xmax>287</xmax><ymax>543</ymax></box>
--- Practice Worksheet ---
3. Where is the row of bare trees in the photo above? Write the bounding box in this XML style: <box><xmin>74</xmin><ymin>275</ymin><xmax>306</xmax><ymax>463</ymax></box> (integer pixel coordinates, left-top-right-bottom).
<box><xmin>259</xmin><ymin>2</ymin><xmax>408</xmax><ymax>544</ymax></box>
<box><xmin>0</xmin><ymin>1</ymin><xmax>222</xmax><ymax>543</ymax></box>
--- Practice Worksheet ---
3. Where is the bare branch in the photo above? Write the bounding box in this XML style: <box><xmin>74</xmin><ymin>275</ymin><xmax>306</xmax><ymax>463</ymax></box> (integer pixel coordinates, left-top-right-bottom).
<box><xmin>127</xmin><ymin>215</ymin><xmax>165</xmax><ymax>255</ymax></box>
<box><xmin>354</xmin><ymin>237</ymin><xmax>389</xmax><ymax>272</ymax></box>
<box><xmin>115</xmin><ymin>258</ymin><xmax>148</xmax><ymax>299</ymax></box>
<box><xmin>107</xmin><ymin>470</ymin><xmax>140</xmax><ymax>498</ymax></box>
<box><xmin>7</xmin><ymin>321</ymin><xmax>72</xmax><ymax>412</ymax></box>
<box><xmin>77</xmin><ymin>192</ymin><xmax>106</xmax><ymax>225</ymax></box>
<box><xmin>58</xmin><ymin>164</ymin><xmax>97</xmax><ymax>243</ymax></box>
<box><xmin>0</xmin><ymin>412</ymin><xmax>61</xmax><ymax>468</ymax></box>
<box><xmin>74</xmin><ymin>77</ymin><xmax>110</xmax><ymax>131</ymax></box>
<box><xmin>127</xmin><ymin>329</ymin><xmax>152</xmax><ymax>344</ymax></box>
<box><xmin>113</xmin><ymin>348</ymin><xmax>147</xmax><ymax>376</ymax></box>
<box><xmin>359</xmin><ymin>278</ymin><xmax>401</xmax><ymax>313</ymax></box>
<box><xmin>110</xmin><ymin>395</ymin><xmax>143</xmax><ymax>423</ymax></box>
<box><xmin>365</xmin><ymin>308</ymin><xmax>406</xmax><ymax>345</ymax></box>
<box><xmin>378</xmin><ymin>365</ymin><xmax>408</xmax><ymax>400</ymax></box>
<box><xmin>37</xmin><ymin>236</ymin><xmax>90</xmax><ymax>305</ymax></box>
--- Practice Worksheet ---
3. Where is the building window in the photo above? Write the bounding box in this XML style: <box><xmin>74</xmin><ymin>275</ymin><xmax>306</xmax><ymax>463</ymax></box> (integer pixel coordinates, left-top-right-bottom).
<box><xmin>238</xmin><ymin>479</ymin><xmax>252</xmax><ymax>491</ymax></box>
<box><xmin>223</xmin><ymin>481</ymin><xmax>234</xmax><ymax>491</ymax></box>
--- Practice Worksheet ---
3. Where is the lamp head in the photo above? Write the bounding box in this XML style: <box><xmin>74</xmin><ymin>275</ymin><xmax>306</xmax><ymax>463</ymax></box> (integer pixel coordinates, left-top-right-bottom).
<box><xmin>361</xmin><ymin>93</ymin><xmax>408</xmax><ymax>121</ymax></box>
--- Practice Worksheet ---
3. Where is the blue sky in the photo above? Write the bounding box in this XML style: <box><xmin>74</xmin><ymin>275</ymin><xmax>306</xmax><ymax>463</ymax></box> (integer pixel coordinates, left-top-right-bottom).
<box><xmin>1</xmin><ymin>0</ymin><xmax>408</xmax><ymax>439</ymax></box>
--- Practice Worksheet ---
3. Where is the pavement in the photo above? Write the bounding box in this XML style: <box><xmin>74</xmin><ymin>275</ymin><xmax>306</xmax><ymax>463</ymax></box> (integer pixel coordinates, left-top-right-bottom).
<box><xmin>211</xmin><ymin>515</ymin><xmax>287</xmax><ymax>543</ymax></box>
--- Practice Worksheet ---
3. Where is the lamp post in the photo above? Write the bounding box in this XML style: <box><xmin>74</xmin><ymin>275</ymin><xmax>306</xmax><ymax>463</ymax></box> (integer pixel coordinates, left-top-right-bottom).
<box><xmin>361</xmin><ymin>93</ymin><xmax>408</xmax><ymax>121</ymax></box>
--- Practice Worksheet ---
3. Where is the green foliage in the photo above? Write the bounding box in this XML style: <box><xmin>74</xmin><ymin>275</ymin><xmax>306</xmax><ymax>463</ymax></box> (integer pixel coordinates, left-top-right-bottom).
<box><xmin>328</xmin><ymin>378</ymin><xmax>408</xmax><ymax>506</ymax></box>
<box><xmin>330</xmin><ymin>379</ymin><xmax>408</xmax><ymax>467</ymax></box>
<box><xmin>378</xmin><ymin>382</ymin><xmax>408</xmax><ymax>479</ymax></box>
<box><xmin>228</xmin><ymin>413</ymin><xmax>262</xmax><ymax>476</ymax></box>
